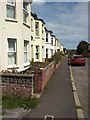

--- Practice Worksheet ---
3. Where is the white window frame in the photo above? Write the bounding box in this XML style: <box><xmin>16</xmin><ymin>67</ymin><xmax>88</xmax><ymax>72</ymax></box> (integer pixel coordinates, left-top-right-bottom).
<box><xmin>24</xmin><ymin>40</ymin><xmax>29</xmax><ymax>64</ymax></box>
<box><xmin>35</xmin><ymin>22</ymin><xmax>39</xmax><ymax>37</ymax></box>
<box><xmin>7</xmin><ymin>38</ymin><xmax>17</xmax><ymax>67</ymax></box>
<box><xmin>51</xmin><ymin>37</ymin><xmax>53</xmax><ymax>46</ymax></box>
<box><xmin>36</xmin><ymin>45</ymin><xmax>39</xmax><ymax>59</ymax></box>
<box><xmin>31</xmin><ymin>19</ymin><xmax>33</xmax><ymax>31</ymax></box>
<box><xmin>23</xmin><ymin>2</ymin><xmax>29</xmax><ymax>24</ymax></box>
<box><xmin>46</xmin><ymin>33</ymin><xmax>48</xmax><ymax>42</ymax></box>
<box><xmin>6</xmin><ymin>0</ymin><xmax>16</xmax><ymax>19</ymax></box>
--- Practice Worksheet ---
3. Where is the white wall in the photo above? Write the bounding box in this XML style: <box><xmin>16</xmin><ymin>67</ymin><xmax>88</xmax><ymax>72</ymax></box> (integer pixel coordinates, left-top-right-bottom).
<box><xmin>0</xmin><ymin>1</ymin><xmax>32</xmax><ymax>71</ymax></box>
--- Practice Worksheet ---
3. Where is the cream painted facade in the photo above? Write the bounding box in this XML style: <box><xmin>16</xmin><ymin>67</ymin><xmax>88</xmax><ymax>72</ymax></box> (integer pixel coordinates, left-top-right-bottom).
<box><xmin>0</xmin><ymin>0</ymin><xmax>32</xmax><ymax>72</ymax></box>
<box><xmin>51</xmin><ymin>35</ymin><xmax>56</xmax><ymax>56</ymax></box>
<box><xmin>31</xmin><ymin>12</ymin><xmax>45</xmax><ymax>62</ymax></box>
<box><xmin>60</xmin><ymin>44</ymin><xmax>64</xmax><ymax>53</ymax></box>
<box><xmin>55</xmin><ymin>38</ymin><xmax>61</xmax><ymax>52</ymax></box>
<box><xmin>45</xmin><ymin>28</ymin><xmax>52</xmax><ymax>58</ymax></box>
<box><xmin>56</xmin><ymin>40</ymin><xmax>64</xmax><ymax>53</ymax></box>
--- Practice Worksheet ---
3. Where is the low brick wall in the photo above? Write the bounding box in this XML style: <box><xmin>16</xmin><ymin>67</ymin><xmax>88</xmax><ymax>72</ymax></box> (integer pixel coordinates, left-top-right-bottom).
<box><xmin>34</xmin><ymin>61</ymin><xmax>57</xmax><ymax>93</ymax></box>
<box><xmin>42</xmin><ymin>61</ymin><xmax>55</xmax><ymax>91</ymax></box>
<box><xmin>1</xmin><ymin>61</ymin><xmax>61</xmax><ymax>97</ymax></box>
<box><xmin>1</xmin><ymin>73</ymin><xmax>34</xmax><ymax>98</ymax></box>
<box><xmin>55</xmin><ymin>61</ymin><xmax>61</xmax><ymax>69</ymax></box>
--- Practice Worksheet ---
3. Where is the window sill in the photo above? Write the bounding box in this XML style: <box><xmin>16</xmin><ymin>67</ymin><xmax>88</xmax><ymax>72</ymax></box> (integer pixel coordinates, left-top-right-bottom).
<box><xmin>5</xmin><ymin>18</ymin><xmax>18</xmax><ymax>23</ymax></box>
<box><xmin>7</xmin><ymin>65</ymin><xmax>19</xmax><ymax>69</ymax></box>
<box><xmin>23</xmin><ymin>22</ymin><xmax>30</xmax><ymax>28</ymax></box>
<box><xmin>24</xmin><ymin>62</ymin><xmax>30</xmax><ymax>67</ymax></box>
<box><xmin>46</xmin><ymin>42</ymin><xmax>49</xmax><ymax>44</ymax></box>
<box><xmin>31</xmin><ymin>39</ymin><xmax>35</xmax><ymax>41</ymax></box>
<box><xmin>35</xmin><ymin>36</ymin><xmax>40</xmax><ymax>39</ymax></box>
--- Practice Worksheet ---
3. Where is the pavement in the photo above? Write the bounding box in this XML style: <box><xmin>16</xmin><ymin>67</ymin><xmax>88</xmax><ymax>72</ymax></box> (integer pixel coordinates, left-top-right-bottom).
<box><xmin>1</xmin><ymin>94</ymin><xmax>41</xmax><ymax>120</ymax></box>
<box><xmin>1</xmin><ymin>56</ymin><xmax>82</xmax><ymax>119</ymax></box>
<box><xmin>26</xmin><ymin>56</ymin><xmax>78</xmax><ymax>119</ymax></box>
<box><xmin>2</xmin><ymin>107</ymin><xmax>31</xmax><ymax>119</ymax></box>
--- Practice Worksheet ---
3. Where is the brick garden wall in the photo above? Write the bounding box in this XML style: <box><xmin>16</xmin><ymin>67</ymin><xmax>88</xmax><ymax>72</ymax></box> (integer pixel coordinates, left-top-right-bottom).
<box><xmin>42</xmin><ymin>61</ymin><xmax>55</xmax><ymax>91</ymax></box>
<box><xmin>34</xmin><ymin>61</ymin><xmax>60</xmax><ymax>93</ymax></box>
<box><xmin>1</xmin><ymin>61</ymin><xmax>61</xmax><ymax>97</ymax></box>
<box><xmin>1</xmin><ymin>74</ymin><xmax>34</xmax><ymax>98</ymax></box>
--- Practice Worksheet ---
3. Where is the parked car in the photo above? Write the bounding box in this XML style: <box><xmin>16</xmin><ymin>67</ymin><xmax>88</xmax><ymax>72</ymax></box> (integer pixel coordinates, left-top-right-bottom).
<box><xmin>70</xmin><ymin>55</ymin><xmax>86</xmax><ymax>66</ymax></box>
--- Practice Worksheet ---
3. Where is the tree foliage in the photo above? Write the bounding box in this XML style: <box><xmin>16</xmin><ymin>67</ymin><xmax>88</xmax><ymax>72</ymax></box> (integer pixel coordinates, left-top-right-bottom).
<box><xmin>76</xmin><ymin>40</ymin><xmax>89</xmax><ymax>56</ymax></box>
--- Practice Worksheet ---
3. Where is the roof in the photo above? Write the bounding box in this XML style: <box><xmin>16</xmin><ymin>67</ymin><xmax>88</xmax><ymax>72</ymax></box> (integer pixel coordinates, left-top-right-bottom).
<box><xmin>31</xmin><ymin>12</ymin><xmax>45</xmax><ymax>24</ymax></box>
<box><xmin>45</xmin><ymin>27</ymin><xmax>53</xmax><ymax>33</ymax></box>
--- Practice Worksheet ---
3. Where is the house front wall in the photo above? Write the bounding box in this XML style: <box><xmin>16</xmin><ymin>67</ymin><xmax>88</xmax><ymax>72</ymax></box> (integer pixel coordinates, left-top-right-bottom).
<box><xmin>0</xmin><ymin>1</ymin><xmax>32</xmax><ymax>72</ymax></box>
<box><xmin>45</xmin><ymin>30</ymin><xmax>52</xmax><ymax>59</ymax></box>
<box><xmin>0</xmin><ymin>1</ymin><xmax>3</xmax><ymax>71</ymax></box>
<box><xmin>31</xmin><ymin>17</ymin><xmax>45</xmax><ymax>62</ymax></box>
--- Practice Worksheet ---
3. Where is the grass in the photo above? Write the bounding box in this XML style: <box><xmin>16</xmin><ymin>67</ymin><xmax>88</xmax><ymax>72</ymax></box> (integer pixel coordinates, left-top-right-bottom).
<box><xmin>2</xmin><ymin>95</ymin><xmax>40</xmax><ymax>110</ymax></box>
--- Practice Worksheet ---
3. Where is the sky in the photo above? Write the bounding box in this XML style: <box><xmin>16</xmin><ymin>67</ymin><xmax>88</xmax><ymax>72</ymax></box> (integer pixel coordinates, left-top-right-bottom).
<box><xmin>31</xmin><ymin>1</ymin><xmax>88</xmax><ymax>49</ymax></box>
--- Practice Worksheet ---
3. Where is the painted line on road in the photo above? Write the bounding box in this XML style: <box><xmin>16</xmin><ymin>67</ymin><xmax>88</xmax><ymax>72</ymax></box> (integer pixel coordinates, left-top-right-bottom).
<box><xmin>70</xmin><ymin>66</ymin><xmax>84</xmax><ymax>119</ymax></box>
<box><xmin>44</xmin><ymin>115</ymin><xmax>54</xmax><ymax>120</ymax></box>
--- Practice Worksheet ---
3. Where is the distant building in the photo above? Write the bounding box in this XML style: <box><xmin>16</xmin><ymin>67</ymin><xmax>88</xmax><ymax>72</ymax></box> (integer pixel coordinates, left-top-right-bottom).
<box><xmin>51</xmin><ymin>34</ymin><xmax>56</xmax><ymax>56</ymax></box>
<box><xmin>0</xmin><ymin>0</ymin><xmax>32</xmax><ymax>72</ymax></box>
<box><xmin>31</xmin><ymin>12</ymin><xmax>45</xmax><ymax>62</ymax></box>
<box><xmin>45</xmin><ymin>28</ymin><xmax>53</xmax><ymax>58</ymax></box>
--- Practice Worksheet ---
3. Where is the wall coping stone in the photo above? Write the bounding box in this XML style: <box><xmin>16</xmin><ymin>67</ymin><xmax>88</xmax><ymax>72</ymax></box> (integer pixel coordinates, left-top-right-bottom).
<box><xmin>40</xmin><ymin>61</ymin><xmax>55</xmax><ymax>71</ymax></box>
<box><xmin>0</xmin><ymin>73</ymin><xmax>34</xmax><ymax>78</ymax></box>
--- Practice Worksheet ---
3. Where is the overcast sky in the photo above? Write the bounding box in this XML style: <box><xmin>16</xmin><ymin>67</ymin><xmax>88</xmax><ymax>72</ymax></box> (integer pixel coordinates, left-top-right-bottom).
<box><xmin>31</xmin><ymin>1</ymin><xmax>88</xmax><ymax>49</ymax></box>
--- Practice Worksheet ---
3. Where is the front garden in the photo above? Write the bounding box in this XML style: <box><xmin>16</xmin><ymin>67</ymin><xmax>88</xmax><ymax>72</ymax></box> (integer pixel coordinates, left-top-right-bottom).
<box><xmin>2</xmin><ymin>95</ymin><xmax>39</xmax><ymax>110</ymax></box>
<box><xmin>1</xmin><ymin>51</ymin><xmax>64</xmax><ymax>113</ymax></box>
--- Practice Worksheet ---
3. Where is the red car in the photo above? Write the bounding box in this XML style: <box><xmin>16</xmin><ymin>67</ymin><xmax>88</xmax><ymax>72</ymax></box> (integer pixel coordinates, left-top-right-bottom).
<box><xmin>71</xmin><ymin>55</ymin><xmax>86</xmax><ymax>66</ymax></box>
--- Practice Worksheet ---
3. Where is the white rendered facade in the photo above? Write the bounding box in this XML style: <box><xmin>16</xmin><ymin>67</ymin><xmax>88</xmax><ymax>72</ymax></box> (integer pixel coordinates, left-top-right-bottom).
<box><xmin>51</xmin><ymin>35</ymin><xmax>56</xmax><ymax>56</ymax></box>
<box><xmin>0</xmin><ymin>0</ymin><xmax>32</xmax><ymax>72</ymax></box>
<box><xmin>45</xmin><ymin>28</ymin><xmax>52</xmax><ymax>59</ymax></box>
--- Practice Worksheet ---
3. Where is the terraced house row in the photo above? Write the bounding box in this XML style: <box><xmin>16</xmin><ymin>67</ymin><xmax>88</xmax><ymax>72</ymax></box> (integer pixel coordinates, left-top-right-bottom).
<box><xmin>0</xmin><ymin>0</ymin><xmax>64</xmax><ymax>72</ymax></box>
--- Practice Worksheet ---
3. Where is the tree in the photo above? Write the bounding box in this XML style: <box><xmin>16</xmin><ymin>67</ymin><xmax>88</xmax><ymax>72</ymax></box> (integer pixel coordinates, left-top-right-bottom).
<box><xmin>76</xmin><ymin>40</ymin><xmax>89</xmax><ymax>56</ymax></box>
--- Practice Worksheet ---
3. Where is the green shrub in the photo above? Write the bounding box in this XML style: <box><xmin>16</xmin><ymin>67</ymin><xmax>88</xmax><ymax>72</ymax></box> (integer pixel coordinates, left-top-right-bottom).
<box><xmin>24</xmin><ymin>97</ymin><xmax>40</xmax><ymax>109</ymax></box>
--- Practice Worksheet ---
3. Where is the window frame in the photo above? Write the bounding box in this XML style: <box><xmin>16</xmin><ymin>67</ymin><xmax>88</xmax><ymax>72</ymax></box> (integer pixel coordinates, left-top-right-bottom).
<box><xmin>46</xmin><ymin>33</ymin><xmax>48</xmax><ymax>42</ymax></box>
<box><xmin>24</xmin><ymin>40</ymin><xmax>29</xmax><ymax>63</ymax></box>
<box><xmin>51</xmin><ymin>37</ymin><xmax>53</xmax><ymax>46</ymax></box>
<box><xmin>6</xmin><ymin>0</ymin><xmax>16</xmax><ymax>19</ymax></box>
<box><xmin>46</xmin><ymin>49</ymin><xmax>48</xmax><ymax>58</ymax></box>
<box><xmin>8</xmin><ymin>38</ymin><xmax>17</xmax><ymax>66</ymax></box>
<box><xmin>35</xmin><ymin>22</ymin><xmax>39</xmax><ymax>37</ymax></box>
<box><xmin>23</xmin><ymin>2</ymin><xmax>29</xmax><ymax>24</ymax></box>
<box><xmin>36</xmin><ymin>45</ymin><xmax>39</xmax><ymax>59</ymax></box>
<box><xmin>31</xmin><ymin>18</ymin><xmax>33</xmax><ymax>31</ymax></box>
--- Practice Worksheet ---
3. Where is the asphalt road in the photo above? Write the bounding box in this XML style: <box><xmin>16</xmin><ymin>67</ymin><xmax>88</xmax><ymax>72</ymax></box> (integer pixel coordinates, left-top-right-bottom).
<box><xmin>27</xmin><ymin>56</ymin><xmax>78</xmax><ymax>119</ymax></box>
<box><xmin>71</xmin><ymin>58</ymin><xmax>88</xmax><ymax>118</ymax></box>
